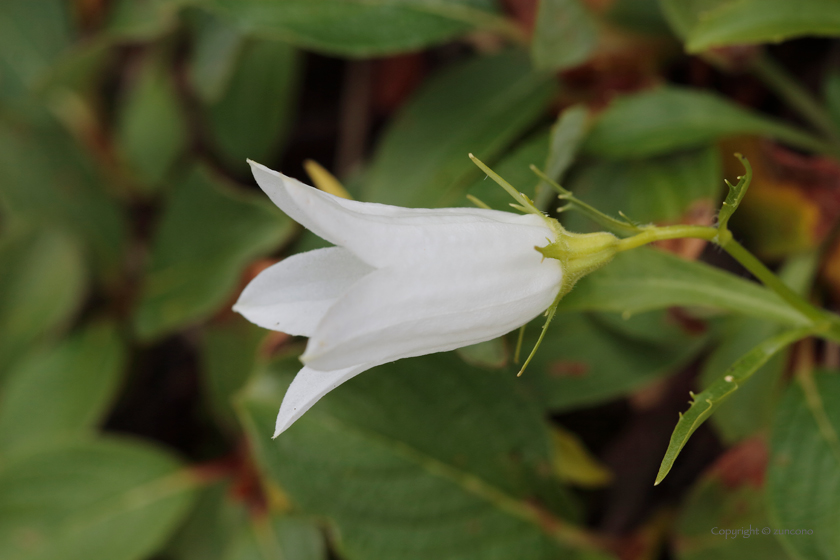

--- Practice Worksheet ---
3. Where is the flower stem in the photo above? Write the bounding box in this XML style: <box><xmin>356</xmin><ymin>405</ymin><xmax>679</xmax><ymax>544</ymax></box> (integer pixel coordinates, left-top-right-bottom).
<box><xmin>718</xmin><ymin>237</ymin><xmax>829</xmax><ymax>326</ymax></box>
<box><xmin>613</xmin><ymin>225</ymin><xmax>840</xmax><ymax>339</ymax></box>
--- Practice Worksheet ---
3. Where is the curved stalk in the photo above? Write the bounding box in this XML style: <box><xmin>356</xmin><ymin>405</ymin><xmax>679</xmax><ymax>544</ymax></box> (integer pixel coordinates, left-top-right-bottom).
<box><xmin>612</xmin><ymin>225</ymin><xmax>840</xmax><ymax>341</ymax></box>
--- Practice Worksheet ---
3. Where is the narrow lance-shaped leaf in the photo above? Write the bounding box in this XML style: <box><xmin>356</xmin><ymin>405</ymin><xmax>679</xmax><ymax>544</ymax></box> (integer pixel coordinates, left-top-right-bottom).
<box><xmin>655</xmin><ymin>327</ymin><xmax>816</xmax><ymax>485</ymax></box>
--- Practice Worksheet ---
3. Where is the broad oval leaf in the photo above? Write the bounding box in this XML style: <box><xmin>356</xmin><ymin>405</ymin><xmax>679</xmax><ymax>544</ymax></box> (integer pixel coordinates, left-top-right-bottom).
<box><xmin>133</xmin><ymin>165</ymin><xmax>294</xmax><ymax>340</ymax></box>
<box><xmin>0</xmin><ymin>437</ymin><xmax>197</xmax><ymax>560</ymax></box>
<box><xmin>675</xmin><ymin>440</ymin><xmax>790</xmax><ymax>560</ymax></box>
<box><xmin>238</xmin><ymin>353</ymin><xmax>587</xmax><ymax>560</ymax></box>
<box><xmin>0</xmin><ymin>114</ymin><xmax>128</xmax><ymax>278</ymax></box>
<box><xmin>0</xmin><ymin>323</ymin><xmax>125</xmax><ymax>458</ymax></box>
<box><xmin>768</xmin><ymin>373</ymin><xmax>840</xmax><ymax>560</ymax></box>
<box><xmin>0</xmin><ymin>229</ymin><xmax>86</xmax><ymax>379</ymax></box>
<box><xmin>521</xmin><ymin>310</ymin><xmax>708</xmax><ymax>412</ymax></box>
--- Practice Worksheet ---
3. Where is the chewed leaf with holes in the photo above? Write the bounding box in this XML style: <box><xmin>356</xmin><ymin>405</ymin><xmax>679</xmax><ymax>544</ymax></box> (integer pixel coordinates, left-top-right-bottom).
<box><xmin>238</xmin><ymin>353</ymin><xmax>588</xmax><ymax>560</ymax></box>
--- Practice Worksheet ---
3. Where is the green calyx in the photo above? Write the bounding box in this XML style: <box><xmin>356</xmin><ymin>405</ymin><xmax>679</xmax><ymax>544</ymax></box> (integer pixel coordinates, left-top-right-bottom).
<box><xmin>538</xmin><ymin>221</ymin><xmax>620</xmax><ymax>299</ymax></box>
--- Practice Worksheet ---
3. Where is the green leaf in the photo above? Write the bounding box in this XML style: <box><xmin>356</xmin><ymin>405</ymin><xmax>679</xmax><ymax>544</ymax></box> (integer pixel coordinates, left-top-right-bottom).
<box><xmin>133</xmin><ymin>165</ymin><xmax>294</xmax><ymax>340</ymax></box>
<box><xmin>187</xmin><ymin>12</ymin><xmax>243</xmax><ymax>105</ymax></box>
<box><xmin>116</xmin><ymin>49</ymin><xmax>188</xmax><ymax>190</ymax></box>
<box><xmin>0</xmin><ymin>113</ymin><xmax>128</xmax><ymax>277</ymax></box>
<box><xmin>558</xmin><ymin>247</ymin><xmax>810</xmax><ymax>327</ymax></box>
<box><xmin>698</xmin><ymin>248</ymin><xmax>816</xmax><ymax>444</ymax></box>
<box><xmin>563</xmin><ymin>146</ymin><xmax>721</xmax><ymax>233</ymax></box>
<box><xmin>105</xmin><ymin>0</ymin><xmax>182</xmax><ymax>41</ymax></box>
<box><xmin>768</xmin><ymin>372</ymin><xmax>840</xmax><ymax>560</ymax></box>
<box><xmin>699</xmin><ymin>317</ymin><xmax>789</xmax><ymax>444</ymax></box>
<box><xmin>826</xmin><ymin>70</ymin><xmax>840</xmax><ymax>131</ymax></box>
<box><xmin>0</xmin><ymin>229</ymin><xmax>86</xmax><ymax>378</ymax></box>
<box><xmin>657</xmin><ymin>0</ymin><xmax>730</xmax><ymax>39</ymax></box>
<box><xmin>0</xmin><ymin>437</ymin><xmax>197</xmax><ymax>560</ymax></box>
<box><xmin>675</xmin><ymin>441</ymin><xmax>791</xmax><ymax>560</ymax></box>
<box><xmin>0</xmin><ymin>0</ymin><xmax>73</xmax><ymax>100</ymax></box>
<box><xmin>716</xmin><ymin>154</ymin><xmax>752</xmax><ymax>234</ymax></box>
<box><xmin>531</xmin><ymin>0</ymin><xmax>598</xmax><ymax>71</ymax></box>
<box><xmin>655</xmin><ymin>327</ymin><xmax>813</xmax><ymax>485</ymax></box>
<box><xmin>363</xmin><ymin>50</ymin><xmax>557</xmax><ymax>207</ymax></box>
<box><xmin>206</xmin><ymin>0</ymin><xmax>511</xmax><ymax>57</ymax></box>
<box><xmin>204</xmin><ymin>38</ymin><xmax>300</xmax><ymax>171</ymax></box>
<box><xmin>167</xmin><ymin>482</ymin><xmax>326</xmax><ymax>560</ymax></box>
<box><xmin>0</xmin><ymin>323</ymin><xmax>125</xmax><ymax>458</ymax></box>
<box><xmin>455</xmin><ymin>338</ymin><xmax>508</xmax><ymax>368</ymax></box>
<box><xmin>606</xmin><ymin>0</ymin><xmax>672</xmax><ymax>36</ymax></box>
<box><xmin>521</xmin><ymin>310</ymin><xmax>707</xmax><ymax>411</ymax></box>
<box><xmin>199</xmin><ymin>318</ymin><xmax>267</xmax><ymax>430</ymax></box>
<box><xmin>685</xmin><ymin>0</ymin><xmax>840</xmax><ymax>53</ymax></box>
<box><xmin>239</xmin><ymin>353</ymin><xmax>586</xmax><ymax>560</ymax></box>
<box><xmin>582</xmin><ymin>86</ymin><xmax>831</xmax><ymax>159</ymax></box>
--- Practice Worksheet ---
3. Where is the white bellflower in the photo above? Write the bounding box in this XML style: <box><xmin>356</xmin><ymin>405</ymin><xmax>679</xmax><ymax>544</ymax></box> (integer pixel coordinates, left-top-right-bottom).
<box><xmin>235</xmin><ymin>161</ymin><xmax>571</xmax><ymax>436</ymax></box>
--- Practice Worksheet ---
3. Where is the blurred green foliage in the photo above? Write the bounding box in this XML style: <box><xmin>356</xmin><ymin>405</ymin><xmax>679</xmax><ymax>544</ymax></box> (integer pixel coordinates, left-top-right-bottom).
<box><xmin>1</xmin><ymin>0</ymin><xmax>840</xmax><ymax>559</ymax></box>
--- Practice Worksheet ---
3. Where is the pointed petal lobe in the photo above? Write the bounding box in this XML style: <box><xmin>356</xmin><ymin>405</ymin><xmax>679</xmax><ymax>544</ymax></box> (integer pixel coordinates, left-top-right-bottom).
<box><xmin>233</xmin><ymin>247</ymin><xmax>373</xmax><ymax>336</ymax></box>
<box><xmin>249</xmin><ymin>160</ymin><xmax>556</xmax><ymax>268</ymax></box>
<box><xmin>274</xmin><ymin>363</ymin><xmax>373</xmax><ymax>437</ymax></box>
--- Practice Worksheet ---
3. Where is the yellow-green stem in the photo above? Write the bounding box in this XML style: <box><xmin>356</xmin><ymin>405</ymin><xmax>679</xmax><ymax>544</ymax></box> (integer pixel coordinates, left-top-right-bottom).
<box><xmin>613</xmin><ymin>225</ymin><xmax>840</xmax><ymax>341</ymax></box>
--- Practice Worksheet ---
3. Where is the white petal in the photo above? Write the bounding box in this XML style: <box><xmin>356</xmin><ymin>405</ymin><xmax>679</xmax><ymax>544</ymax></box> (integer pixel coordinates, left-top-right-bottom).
<box><xmin>273</xmin><ymin>363</ymin><xmax>373</xmax><ymax>437</ymax></box>
<box><xmin>233</xmin><ymin>247</ymin><xmax>373</xmax><ymax>336</ymax></box>
<box><xmin>249</xmin><ymin>160</ymin><xmax>555</xmax><ymax>268</ymax></box>
<box><xmin>302</xmin><ymin>243</ymin><xmax>563</xmax><ymax>371</ymax></box>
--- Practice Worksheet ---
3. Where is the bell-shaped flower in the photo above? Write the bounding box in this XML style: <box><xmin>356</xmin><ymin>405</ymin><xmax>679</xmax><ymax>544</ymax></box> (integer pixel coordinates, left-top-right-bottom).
<box><xmin>235</xmin><ymin>161</ymin><xmax>567</xmax><ymax>437</ymax></box>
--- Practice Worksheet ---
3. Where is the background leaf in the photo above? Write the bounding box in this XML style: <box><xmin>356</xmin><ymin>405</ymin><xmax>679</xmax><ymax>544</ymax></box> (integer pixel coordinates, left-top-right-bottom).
<box><xmin>0</xmin><ymin>229</ymin><xmax>86</xmax><ymax>378</ymax></box>
<box><xmin>531</xmin><ymin>0</ymin><xmax>599</xmax><ymax>71</ymax></box>
<box><xmin>557</xmin><ymin>248</ymin><xmax>810</xmax><ymax>327</ymax></box>
<box><xmin>582</xmin><ymin>87</ymin><xmax>830</xmax><ymax>159</ymax></box>
<box><xmin>0</xmin><ymin>114</ymin><xmax>128</xmax><ymax>277</ymax></box>
<box><xmin>202</xmin><ymin>38</ymin><xmax>300</xmax><ymax>171</ymax></box>
<box><xmin>116</xmin><ymin>49</ymin><xmax>188</xmax><ymax>189</ymax></box>
<box><xmin>133</xmin><ymin>165</ymin><xmax>294</xmax><ymax>340</ymax></box>
<box><xmin>0</xmin><ymin>323</ymin><xmax>125</xmax><ymax>458</ymax></box>
<box><xmin>685</xmin><ymin>0</ymin><xmax>840</xmax><ymax>52</ymax></box>
<box><xmin>0</xmin><ymin>0</ymin><xmax>73</xmax><ymax>101</ymax></box>
<box><xmin>207</xmin><ymin>0</ymin><xmax>509</xmax><ymax>56</ymax></box>
<box><xmin>521</xmin><ymin>310</ymin><xmax>708</xmax><ymax>411</ymax></box>
<box><xmin>0</xmin><ymin>437</ymin><xmax>197</xmax><ymax>560</ymax></box>
<box><xmin>363</xmin><ymin>50</ymin><xmax>556</xmax><ymax>207</ymax></box>
<box><xmin>239</xmin><ymin>353</ymin><xmax>586</xmax><ymax>560</ymax></box>
<box><xmin>168</xmin><ymin>482</ymin><xmax>326</xmax><ymax>560</ymax></box>
<box><xmin>768</xmin><ymin>372</ymin><xmax>840</xmax><ymax>560</ymax></box>
<box><xmin>564</xmin><ymin>146</ymin><xmax>721</xmax><ymax>232</ymax></box>
<box><xmin>675</xmin><ymin>440</ymin><xmax>791</xmax><ymax>560</ymax></box>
